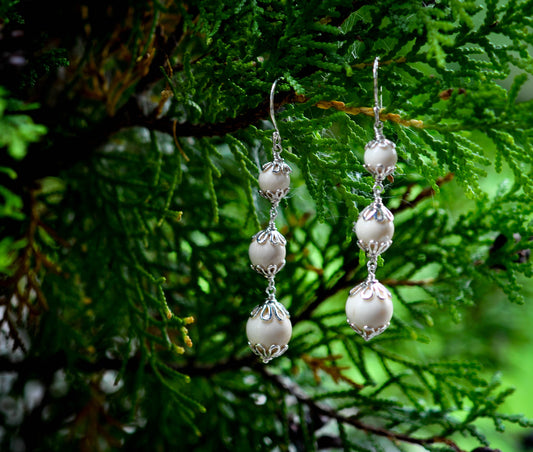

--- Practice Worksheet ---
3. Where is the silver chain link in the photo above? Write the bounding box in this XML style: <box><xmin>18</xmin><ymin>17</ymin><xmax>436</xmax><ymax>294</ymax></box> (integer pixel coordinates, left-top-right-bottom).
<box><xmin>266</xmin><ymin>276</ymin><xmax>277</xmax><ymax>301</ymax></box>
<box><xmin>372</xmin><ymin>180</ymin><xmax>384</xmax><ymax>203</ymax></box>
<box><xmin>366</xmin><ymin>255</ymin><xmax>378</xmax><ymax>283</ymax></box>
<box><xmin>269</xmin><ymin>202</ymin><xmax>280</xmax><ymax>229</ymax></box>
<box><xmin>272</xmin><ymin>131</ymin><xmax>283</xmax><ymax>162</ymax></box>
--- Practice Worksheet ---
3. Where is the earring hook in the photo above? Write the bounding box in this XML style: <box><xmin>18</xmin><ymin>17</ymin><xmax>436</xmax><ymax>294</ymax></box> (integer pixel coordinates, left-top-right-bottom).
<box><xmin>372</xmin><ymin>57</ymin><xmax>385</xmax><ymax>141</ymax></box>
<box><xmin>269</xmin><ymin>77</ymin><xmax>284</xmax><ymax>161</ymax></box>
<box><xmin>270</xmin><ymin>77</ymin><xmax>283</xmax><ymax>135</ymax></box>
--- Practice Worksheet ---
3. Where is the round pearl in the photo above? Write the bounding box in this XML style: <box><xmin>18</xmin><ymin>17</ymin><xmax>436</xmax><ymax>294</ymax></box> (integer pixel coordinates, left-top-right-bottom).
<box><xmin>246</xmin><ymin>315</ymin><xmax>292</xmax><ymax>349</ymax></box>
<box><xmin>355</xmin><ymin>216</ymin><xmax>394</xmax><ymax>247</ymax></box>
<box><xmin>364</xmin><ymin>140</ymin><xmax>397</xmax><ymax>172</ymax></box>
<box><xmin>345</xmin><ymin>288</ymin><xmax>393</xmax><ymax>332</ymax></box>
<box><xmin>249</xmin><ymin>239</ymin><xmax>286</xmax><ymax>269</ymax></box>
<box><xmin>259</xmin><ymin>167</ymin><xmax>290</xmax><ymax>193</ymax></box>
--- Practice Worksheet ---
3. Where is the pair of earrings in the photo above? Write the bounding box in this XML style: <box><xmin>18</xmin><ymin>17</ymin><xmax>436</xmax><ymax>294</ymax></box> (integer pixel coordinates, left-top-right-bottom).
<box><xmin>246</xmin><ymin>57</ymin><xmax>397</xmax><ymax>364</ymax></box>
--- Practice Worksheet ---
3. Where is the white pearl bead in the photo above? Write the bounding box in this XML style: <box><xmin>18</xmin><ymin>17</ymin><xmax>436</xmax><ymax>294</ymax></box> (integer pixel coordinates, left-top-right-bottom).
<box><xmin>355</xmin><ymin>216</ymin><xmax>394</xmax><ymax>248</ymax></box>
<box><xmin>364</xmin><ymin>140</ymin><xmax>397</xmax><ymax>173</ymax></box>
<box><xmin>259</xmin><ymin>166</ymin><xmax>290</xmax><ymax>193</ymax></box>
<box><xmin>246</xmin><ymin>314</ymin><xmax>292</xmax><ymax>350</ymax></box>
<box><xmin>345</xmin><ymin>285</ymin><xmax>393</xmax><ymax>335</ymax></box>
<box><xmin>249</xmin><ymin>239</ymin><xmax>286</xmax><ymax>269</ymax></box>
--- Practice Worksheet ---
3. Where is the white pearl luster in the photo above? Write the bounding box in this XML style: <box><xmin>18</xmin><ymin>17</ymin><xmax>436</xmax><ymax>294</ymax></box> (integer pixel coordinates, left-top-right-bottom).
<box><xmin>345</xmin><ymin>289</ymin><xmax>393</xmax><ymax>331</ymax></box>
<box><xmin>246</xmin><ymin>315</ymin><xmax>292</xmax><ymax>349</ymax></box>
<box><xmin>249</xmin><ymin>240</ymin><xmax>286</xmax><ymax>268</ymax></box>
<box><xmin>364</xmin><ymin>140</ymin><xmax>397</xmax><ymax>171</ymax></box>
<box><xmin>355</xmin><ymin>216</ymin><xmax>394</xmax><ymax>247</ymax></box>
<box><xmin>259</xmin><ymin>167</ymin><xmax>290</xmax><ymax>193</ymax></box>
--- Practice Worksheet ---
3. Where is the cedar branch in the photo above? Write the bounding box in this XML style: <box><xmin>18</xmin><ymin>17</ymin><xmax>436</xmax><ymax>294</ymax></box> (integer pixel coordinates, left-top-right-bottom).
<box><xmin>260</xmin><ymin>368</ymin><xmax>465</xmax><ymax>452</ymax></box>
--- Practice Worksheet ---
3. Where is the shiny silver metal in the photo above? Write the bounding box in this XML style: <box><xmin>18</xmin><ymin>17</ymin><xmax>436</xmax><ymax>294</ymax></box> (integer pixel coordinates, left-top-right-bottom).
<box><xmin>372</xmin><ymin>56</ymin><xmax>385</xmax><ymax>142</ymax></box>
<box><xmin>249</xmin><ymin>342</ymin><xmax>289</xmax><ymax>364</ymax></box>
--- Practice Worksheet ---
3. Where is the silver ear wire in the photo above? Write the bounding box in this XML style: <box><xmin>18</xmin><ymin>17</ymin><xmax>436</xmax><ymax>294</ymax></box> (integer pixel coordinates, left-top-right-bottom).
<box><xmin>372</xmin><ymin>57</ymin><xmax>385</xmax><ymax>142</ymax></box>
<box><xmin>269</xmin><ymin>77</ymin><xmax>284</xmax><ymax>162</ymax></box>
<box><xmin>270</xmin><ymin>77</ymin><xmax>283</xmax><ymax>136</ymax></box>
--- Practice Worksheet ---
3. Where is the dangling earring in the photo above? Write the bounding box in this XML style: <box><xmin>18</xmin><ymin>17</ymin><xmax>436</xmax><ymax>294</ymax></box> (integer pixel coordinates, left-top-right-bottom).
<box><xmin>246</xmin><ymin>78</ymin><xmax>292</xmax><ymax>363</ymax></box>
<box><xmin>345</xmin><ymin>57</ymin><xmax>398</xmax><ymax>341</ymax></box>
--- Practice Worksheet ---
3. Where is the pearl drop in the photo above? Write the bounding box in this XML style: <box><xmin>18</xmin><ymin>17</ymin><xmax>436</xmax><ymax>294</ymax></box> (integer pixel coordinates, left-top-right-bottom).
<box><xmin>345</xmin><ymin>284</ymin><xmax>393</xmax><ymax>339</ymax></box>
<box><xmin>355</xmin><ymin>216</ymin><xmax>394</xmax><ymax>248</ymax></box>
<box><xmin>249</xmin><ymin>239</ymin><xmax>286</xmax><ymax>269</ymax></box>
<box><xmin>259</xmin><ymin>166</ymin><xmax>290</xmax><ymax>193</ymax></box>
<box><xmin>246</xmin><ymin>314</ymin><xmax>292</xmax><ymax>350</ymax></box>
<box><xmin>364</xmin><ymin>140</ymin><xmax>397</xmax><ymax>173</ymax></box>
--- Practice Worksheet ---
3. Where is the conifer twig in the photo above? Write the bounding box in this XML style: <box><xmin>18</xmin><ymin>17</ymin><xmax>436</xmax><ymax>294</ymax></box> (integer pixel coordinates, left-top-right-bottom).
<box><xmin>260</xmin><ymin>368</ymin><xmax>465</xmax><ymax>452</ymax></box>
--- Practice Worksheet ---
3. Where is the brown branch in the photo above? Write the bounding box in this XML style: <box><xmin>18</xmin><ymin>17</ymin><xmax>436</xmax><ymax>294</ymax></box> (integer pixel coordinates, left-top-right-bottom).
<box><xmin>302</xmin><ymin>354</ymin><xmax>365</xmax><ymax>389</ymax></box>
<box><xmin>180</xmin><ymin>356</ymin><xmax>257</xmax><ymax>377</ymax></box>
<box><xmin>260</xmin><ymin>368</ymin><xmax>465</xmax><ymax>452</ymax></box>
<box><xmin>5</xmin><ymin>89</ymin><xmax>299</xmax><ymax>187</ymax></box>
<box><xmin>315</xmin><ymin>100</ymin><xmax>425</xmax><ymax>129</ymax></box>
<box><xmin>381</xmin><ymin>278</ymin><xmax>435</xmax><ymax>287</ymax></box>
<box><xmin>0</xmin><ymin>350</ymin><xmax>257</xmax><ymax>380</ymax></box>
<box><xmin>144</xmin><ymin>90</ymin><xmax>299</xmax><ymax>138</ymax></box>
<box><xmin>392</xmin><ymin>173</ymin><xmax>455</xmax><ymax>215</ymax></box>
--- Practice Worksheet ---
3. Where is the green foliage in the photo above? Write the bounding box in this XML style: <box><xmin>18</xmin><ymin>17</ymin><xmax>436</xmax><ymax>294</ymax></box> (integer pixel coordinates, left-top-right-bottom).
<box><xmin>0</xmin><ymin>0</ymin><xmax>21</xmax><ymax>24</ymax></box>
<box><xmin>25</xmin><ymin>48</ymin><xmax>70</xmax><ymax>88</ymax></box>
<box><xmin>1</xmin><ymin>1</ymin><xmax>532</xmax><ymax>451</ymax></box>
<box><xmin>0</xmin><ymin>88</ymin><xmax>46</xmax><ymax>274</ymax></box>
<box><xmin>0</xmin><ymin>88</ymin><xmax>47</xmax><ymax>160</ymax></box>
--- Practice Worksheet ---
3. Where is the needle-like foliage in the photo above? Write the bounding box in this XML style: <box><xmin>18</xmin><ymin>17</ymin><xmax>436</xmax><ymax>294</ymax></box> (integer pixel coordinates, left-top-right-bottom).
<box><xmin>0</xmin><ymin>1</ymin><xmax>532</xmax><ymax>451</ymax></box>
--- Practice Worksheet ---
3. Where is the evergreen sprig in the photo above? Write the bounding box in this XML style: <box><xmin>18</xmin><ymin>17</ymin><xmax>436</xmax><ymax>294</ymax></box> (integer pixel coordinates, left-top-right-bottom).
<box><xmin>0</xmin><ymin>0</ymin><xmax>532</xmax><ymax>450</ymax></box>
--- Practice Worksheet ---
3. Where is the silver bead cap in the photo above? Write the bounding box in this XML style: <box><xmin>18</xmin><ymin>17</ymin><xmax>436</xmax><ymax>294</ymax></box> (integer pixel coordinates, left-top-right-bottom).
<box><xmin>349</xmin><ymin>280</ymin><xmax>391</xmax><ymax>300</ymax></box>
<box><xmin>248</xmin><ymin>343</ymin><xmax>289</xmax><ymax>363</ymax></box>
<box><xmin>365</xmin><ymin>138</ymin><xmax>396</xmax><ymax>152</ymax></box>
<box><xmin>250</xmin><ymin>262</ymin><xmax>285</xmax><ymax>277</ymax></box>
<box><xmin>249</xmin><ymin>300</ymin><xmax>290</xmax><ymax>321</ymax></box>
<box><xmin>259</xmin><ymin>188</ymin><xmax>290</xmax><ymax>203</ymax></box>
<box><xmin>262</xmin><ymin>160</ymin><xmax>292</xmax><ymax>175</ymax></box>
<box><xmin>253</xmin><ymin>228</ymin><xmax>287</xmax><ymax>246</ymax></box>
<box><xmin>357</xmin><ymin>239</ymin><xmax>392</xmax><ymax>256</ymax></box>
<box><xmin>359</xmin><ymin>202</ymin><xmax>394</xmax><ymax>223</ymax></box>
<box><xmin>363</xmin><ymin>163</ymin><xmax>396</xmax><ymax>179</ymax></box>
<box><xmin>347</xmin><ymin>320</ymin><xmax>390</xmax><ymax>341</ymax></box>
